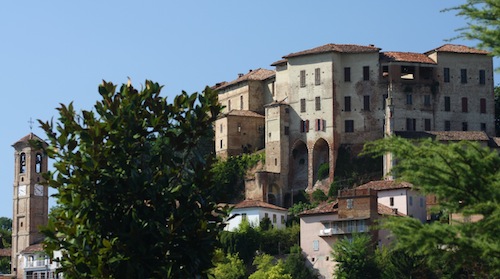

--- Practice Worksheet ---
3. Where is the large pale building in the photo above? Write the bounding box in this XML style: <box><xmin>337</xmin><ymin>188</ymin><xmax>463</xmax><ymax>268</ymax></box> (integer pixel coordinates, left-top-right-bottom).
<box><xmin>214</xmin><ymin>43</ymin><xmax>495</xmax><ymax>208</ymax></box>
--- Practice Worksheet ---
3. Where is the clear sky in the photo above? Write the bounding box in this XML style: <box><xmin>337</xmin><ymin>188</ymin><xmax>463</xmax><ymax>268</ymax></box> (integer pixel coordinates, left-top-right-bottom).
<box><xmin>0</xmin><ymin>0</ymin><xmax>498</xmax><ymax>218</ymax></box>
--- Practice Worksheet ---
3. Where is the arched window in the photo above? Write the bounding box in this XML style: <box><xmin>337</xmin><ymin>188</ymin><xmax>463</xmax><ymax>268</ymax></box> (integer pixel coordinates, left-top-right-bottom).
<box><xmin>35</xmin><ymin>153</ymin><xmax>42</xmax><ymax>173</ymax></box>
<box><xmin>20</xmin><ymin>153</ymin><xmax>26</xmax><ymax>173</ymax></box>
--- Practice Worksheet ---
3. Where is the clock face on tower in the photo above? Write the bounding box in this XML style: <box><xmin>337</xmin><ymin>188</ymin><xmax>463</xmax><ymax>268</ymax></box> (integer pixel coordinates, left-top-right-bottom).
<box><xmin>18</xmin><ymin>185</ymin><xmax>27</xmax><ymax>196</ymax></box>
<box><xmin>34</xmin><ymin>184</ymin><xmax>44</xmax><ymax>196</ymax></box>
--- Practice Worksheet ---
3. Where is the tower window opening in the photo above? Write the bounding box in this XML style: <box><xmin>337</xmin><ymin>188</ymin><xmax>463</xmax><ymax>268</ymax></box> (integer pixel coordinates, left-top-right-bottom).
<box><xmin>35</xmin><ymin>153</ymin><xmax>42</xmax><ymax>173</ymax></box>
<box><xmin>20</xmin><ymin>153</ymin><xmax>26</xmax><ymax>173</ymax></box>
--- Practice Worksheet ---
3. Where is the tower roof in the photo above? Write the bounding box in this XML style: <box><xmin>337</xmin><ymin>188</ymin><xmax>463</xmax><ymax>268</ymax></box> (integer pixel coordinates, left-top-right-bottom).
<box><xmin>12</xmin><ymin>133</ymin><xmax>48</xmax><ymax>149</ymax></box>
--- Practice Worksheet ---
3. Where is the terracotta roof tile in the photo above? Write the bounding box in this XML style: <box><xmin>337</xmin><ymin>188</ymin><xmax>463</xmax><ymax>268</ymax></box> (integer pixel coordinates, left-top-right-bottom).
<box><xmin>357</xmin><ymin>180</ymin><xmax>413</xmax><ymax>191</ymax></box>
<box><xmin>215</xmin><ymin>68</ymin><xmax>275</xmax><ymax>90</ymax></box>
<box><xmin>380</xmin><ymin>52</ymin><xmax>437</xmax><ymax>64</ymax></box>
<box><xmin>0</xmin><ymin>248</ymin><xmax>11</xmax><ymax>257</ymax></box>
<box><xmin>12</xmin><ymin>133</ymin><xmax>47</xmax><ymax>146</ymax></box>
<box><xmin>21</xmin><ymin>243</ymin><xmax>44</xmax><ymax>253</ymax></box>
<box><xmin>378</xmin><ymin>203</ymin><xmax>406</xmax><ymax>216</ymax></box>
<box><xmin>299</xmin><ymin>201</ymin><xmax>338</xmax><ymax>215</ymax></box>
<box><xmin>271</xmin><ymin>59</ymin><xmax>287</xmax><ymax>66</ymax></box>
<box><xmin>283</xmin><ymin>43</ymin><xmax>380</xmax><ymax>59</ymax></box>
<box><xmin>219</xmin><ymin>110</ymin><xmax>265</xmax><ymax>119</ymax></box>
<box><xmin>234</xmin><ymin>199</ymin><xmax>287</xmax><ymax>211</ymax></box>
<box><xmin>425</xmin><ymin>44</ymin><xmax>489</xmax><ymax>55</ymax></box>
<box><xmin>492</xmin><ymin>137</ymin><xmax>500</xmax><ymax>147</ymax></box>
<box><xmin>395</xmin><ymin>131</ymin><xmax>490</xmax><ymax>141</ymax></box>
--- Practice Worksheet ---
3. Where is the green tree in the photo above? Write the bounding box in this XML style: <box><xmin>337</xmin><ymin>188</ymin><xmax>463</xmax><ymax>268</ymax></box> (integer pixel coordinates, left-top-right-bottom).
<box><xmin>363</xmin><ymin>136</ymin><xmax>500</xmax><ymax>278</ymax></box>
<box><xmin>40</xmin><ymin>80</ymin><xmax>227</xmax><ymax>278</ymax></box>
<box><xmin>209</xmin><ymin>249</ymin><xmax>246</xmax><ymax>279</ymax></box>
<box><xmin>446</xmin><ymin>0</ymin><xmax>500</xmax><ymax>58</ymax></box>
<box><xmin>248</xmin><ymin>254</ymin><xmax>292</xmax><ymax>279</ymax></box>
<box><xmin>311</xmin><ymin>188</ymin><xmax>328</xmax><ymax>203</ymax></box>
<box><xmin>0</xmin><ymin>217</ymin><xmax>12</xmax><ymax>274</ymax></box>
<box><xmin>283</xmin><ymin>245</ymin><xmax>318</xmax><ymax>279</ymax></box>
<box><xmin>331</xmin><ymin>234</ymin><xmax>380</xmax><ymax>279</ymax></box>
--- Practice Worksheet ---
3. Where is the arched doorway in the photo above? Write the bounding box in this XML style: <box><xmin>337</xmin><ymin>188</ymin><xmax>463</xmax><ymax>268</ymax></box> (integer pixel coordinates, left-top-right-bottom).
<box><xmin>290</xmin><ymin>140</ymin><xmax>308</xmax><ymax>193</ymax></box>
<box><xmin>313</xmin><ymin>138</ymin><xmax>330</xmax><ymax>183</ymax></box>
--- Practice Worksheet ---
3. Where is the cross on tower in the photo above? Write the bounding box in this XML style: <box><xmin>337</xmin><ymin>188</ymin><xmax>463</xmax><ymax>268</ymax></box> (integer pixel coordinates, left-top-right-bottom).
<box><xmin>28</xmin><ymin>117</ymin><xmax>34</xmax><ymax>132</ymax></box>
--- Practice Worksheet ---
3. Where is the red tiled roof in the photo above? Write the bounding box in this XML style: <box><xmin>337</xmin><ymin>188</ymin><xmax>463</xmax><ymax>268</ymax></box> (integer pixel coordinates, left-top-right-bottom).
<box><xmin>226</xmin><ymin>110</ymin><xmax>264</xmax><ymax>118</ymax></box>
<box><xmin>234</xmin><ymin>199</ymin><xmax>287</xmax><ymax>211</ymax></box>
<box><xmin>395</xmin><ymin>131</ymin><xmax>490</xmax><ymax>142</ymax></box>
<box><xmin>492</xmin><ymin>137</ymin><xmax>500</xmax><ymax>147</ymax></box>
<box><xmin>283</xmin><ymin>43</ymin><xmax>380</xmax><ymax>59</ymax></box>
<box><xmin>380</xmin><ymin>52</ymin><xmax>436</xmax><ymax>64</ymax></box>
<box><xmin>215</xmin><ymin>68</ymin><xmax>275</xmax><ymax>90</ymax></box>
<box><xmin>12</xmin><ymin>133</ymin><xmax>47</xmax><ymax>146</ymax></box>
<box><xmin>378</xmin><ymin>203</ymin><xmax>406</xmax><ymax>216</ymax></box>
<box><xmin>425</xmin><ymin>44</ymin><xmax>489</xmax><ymax>55</ymax></box>
<box><xmin>0</xmin><ymin>248</ymin><xmax>11</xmax><ymax>257</ymax></box>
<box><xmin>299</xmin><ymin>201</ymin><xmax>338</xmax><ymax>215</ymax></box>
<box><xmin>21</xmin><ymin>243</ymin><xmax>44</xmax><ymax>253</ymax></box>
<box><xmin>356</xmin><ymin>180</ymin><xmax>412</xmax><ymax>191</ymax></box>
<box><xmin>270</xmin><ymin>59</ymin><xmax>287</xmax><ymax>66</ymax></box>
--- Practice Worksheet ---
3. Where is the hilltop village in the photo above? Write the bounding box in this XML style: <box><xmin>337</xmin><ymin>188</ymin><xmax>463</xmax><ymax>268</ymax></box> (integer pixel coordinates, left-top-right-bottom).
<box><xmin>1</xmin><ymin>42</ymin><xmax>498</xmax><ymax>279</ymax></box>
<box><xmin>213</xmin><ymin>43</ymin><xmax>497</xmax><ymax>278</ymax></box>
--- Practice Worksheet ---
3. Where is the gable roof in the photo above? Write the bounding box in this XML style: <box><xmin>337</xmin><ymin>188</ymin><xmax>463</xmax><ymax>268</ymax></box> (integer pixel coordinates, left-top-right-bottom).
<box><xmin>378</xmin><ymin>203</ymin><xmax>406</xmax><ymax>216</ymax></box>
<box><xmin>234</xmin><ymin>199</ymin><xmax>287</xmax><ymax>211</ymax></box>
<box><xmin>283</xmin><ymin>43</ymin><xmax>380</xmax><ymax>59</ymax></box>
<box><xmin>425</xmin><ymin>44</ymin><xmax>489</xmax><ymax>55</ymax></box>
<box><xmin>215</xmin><ymin>68</ymin><xmax>275</xmax><ymax>90</ymax></box>
<box><xmin>357</xmin><ymin>180</ymin><xmax>413</xmax><ymax>191</ymax></box>
<box><xmin>299</xmin><ymin>201</ymin><xmax>405</xmax><ymax>217</ymax></box>
<box><xmin>380</xmin><ymin>52</ymin><xmax>437</xmax><ymax>65</ymax></box>
<box><xmin>395</xmin><ymin>131</ymin><xmax>491</xmax><ymax>142</ymax></box>
<box><xmin>12</xmin><ymin>133</ymin><xmax>48</xmax><ymax>148</ymax></box>
<box><xmin>21</xmin><ymin>243</ymin><xmax>44</xmax><ymax>254</ymax></box>
<box><xmin>219</xmin><ymin>110</ymin><xmax>265</xmax><ymax>119</ymax></box>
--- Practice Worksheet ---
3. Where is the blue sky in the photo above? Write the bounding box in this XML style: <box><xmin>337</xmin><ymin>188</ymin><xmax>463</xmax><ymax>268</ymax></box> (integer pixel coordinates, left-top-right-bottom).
<box><xmin>0</xmin><ymin>0</ymin><xmax>497</xmax><ymax>218</ymax></box>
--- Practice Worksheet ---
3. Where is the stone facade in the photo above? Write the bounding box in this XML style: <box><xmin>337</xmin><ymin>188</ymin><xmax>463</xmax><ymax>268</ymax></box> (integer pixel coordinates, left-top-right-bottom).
<box><xmin>214</xmin><ymin>43</ymin><xmax>495</xmax><ymax>208</ymax></box>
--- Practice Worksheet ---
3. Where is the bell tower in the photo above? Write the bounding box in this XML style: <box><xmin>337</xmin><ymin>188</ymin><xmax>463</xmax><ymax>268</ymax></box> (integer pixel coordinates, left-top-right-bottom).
<box><xmin>11</xmin><ymin>133</ymin><xmax>48</xmax><ymax>276</ymax></box>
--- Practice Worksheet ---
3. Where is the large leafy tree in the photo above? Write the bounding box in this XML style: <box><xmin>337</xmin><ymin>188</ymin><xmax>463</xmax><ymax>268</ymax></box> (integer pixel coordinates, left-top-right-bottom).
<box><xmin>495</xmin><ymin>85</ymin><xmax>499</xmax><ymax>136</ymax></box>
<box><xmin>363</xmin><ymin>137</ymin><xmax>500</xmax><ymax>278</ymax></box>
<box><xmin>0</xmin><ymin>217</ymin><xmax>12</xmax><ymax>274</ymax></box>
<box><xmin>447</xmin><ymin>0</ymin><xmax>500</xmax><ymax>57</ymax></box>
<box><xmin>40</xmin><ymin>80</ymin><xmax>227</xmax><ymax>278</ymax></box>
<box><xmin>331</xmin><ymin>234</ymin><xmax>379</xmax><ymax>279</ymax></box>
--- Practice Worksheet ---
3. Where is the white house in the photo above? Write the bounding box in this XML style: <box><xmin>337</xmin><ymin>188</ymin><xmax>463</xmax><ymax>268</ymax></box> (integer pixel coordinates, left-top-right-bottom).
<box><xmin>225</xmin><ymin>199</ymin><xmax>288</xmax><ymax>231</ymax></box>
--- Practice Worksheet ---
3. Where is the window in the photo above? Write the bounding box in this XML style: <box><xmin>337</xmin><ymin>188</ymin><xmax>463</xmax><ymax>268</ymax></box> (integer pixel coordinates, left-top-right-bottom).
<box><xmin>462</xmin><ymin>122</ymin><xmax>468</xmax><ymax>131</ymax></box>
<box><xmin>273</xmin><ymin>214</ymin><xmax>277</xmax><ymax>224</ymax></box>
<box><xmin>461</xmin><ymin>69</ymin><xmax>467</xmax><ymax>83</ymax></box>
<box><xmin>315</xmin><ymin>96</ymin><xmax>321</xmax><ymax>111</ymax></box>
<box><xmin>481</xmin><ymin>123</ymin><xmax>487</xmax><ymax>131</ymax></box>
<box><xmin>20</xmin><ymin>153</ymin><xmax>26</xmax><ymax>173</ymax></box>
<box><xmin>344</xmin><ymin>96</ymin><xmax>351</xmax><ymax>112</ymax></box>
<box><xmin>462</xmin><ymin>97</ymin><xmax>468</xmax><ymax>112</ymax></box>
<box><xmin>313</xmin><ymin>240</ymin><xmax>319</xmax><ymax>251</ymax></box>
<box><xmin>390</xmin><ymin>197</ymin><xmax>394</xmax><ymax>207</ymax></box>
<box><xmin>445</xmin><ymin>120</ymin><xmax>451</xmax><ymax>131</ymax></box>
<box><xmin>268</xmin><ymin>132</ymin><xmax>271</xmax><ymax>138</ymax></box>
<box><xmin>480</xmin><ymin>98</ymin><xmax>486</xmax><ymax>113</ymax></box>
<box><xmin>347</xmin><ymin>198</ymin><xmax>353</xmax><ymax>209</ymax></box>
<box><xmin>284</xmin><ymin>126</ymin><xmax>289</xmax><ymax>135</ymax></box>
<box><xmin>316</xmin><ymin>119</ymin><xmax>326</xmax><ymax>131</ymax></box>
<box><xmin>406</xmin><ymin>93</ymin><xmax>413</xmax><ymax>105</ymax></box>
<box><xmin>237</xmin><ymin>123</ymin><xmax>241</xmax><ymax>133</ymax></box>
<box><xmin>228</xmin><ymin>100</ymin><xmax>231</xmax><ymax>111</ymax></box>
<box><xmin>274</xmin><ymin>158</ymin><xmax>277</xmax><ymax>166</ymax></box>
<box><xmin>363</xmin><ymin>95</ymin><xmax>370</xmax><ymax>111</ymax></box>
<box><xmin>409</xmin><ymin>196</ymin><xmax>413</xmax><ymax>206</ymax></box>
<box><xmin>35</xmin><ymin>153</ymin><xmax>42</xmax><ymax>173</ymax></box>
<box><xmin>444</xmin><ymin>67</ymin><xmax>450</xmax><ymax>83</ymax></box>
<box><xmin>281</xmin><ymin>215</ymin><xmax>285</xmax><ymax>224</ymax></box>
<box><xmin>444</xmin><ymin>96</ymin><xmax>451</xmax><ymax>112</ymax></box>
<box><xmin>241</xmin><ymin>213</ymin><xmax>247</xmax><ymax>221</ymax></box>
<box><xmin>424</xmin><ymin>95</ymin><xmax>431</xmax><ymax>106</ymax></box>
<box><xmin>406</xmin><ymin>118</ymin><xmax>416</xmax><ymax>131</ymax></box>
<box><xmin>300</xmin><ymin>98</ymin><xmax>306</xmax><ymax>112</ymax></box>
<box><xmin>300</xmin><ymin>120</ymin><xmax>309</xmax><ymax>133</ymax></box>
<box><xmin>479</xmin><ymin>69</ymin><xmax>486</xmax><ymax>85</ymax></box>
<box><xmin>300</xmin><ymin>70</ymin><xmax>306</xmax><ymax>87</ymax></box>
<box><xmin>315</xmin><ymin>68</ymin><xmax>321</xmax><ymax>85</ymax></box>
<box><xmin>240</xmin><ymin>95</ymin><xmax>243</xmax><ymax>110</ymax></box>
<box><xmin>220</xmin><ymin>140</ymin><xmax>223</xmax><ymax>149</ymax></box>
<box><xmin>424</xmin><ymin>119</ymin><xmax>431</xmax><ymax>131</ymax></box>
<box><xmin>401</xmin><ymin>65</ymin><xmax>415</xmax><ymax>80</ymax></box>
<box><xmin>363</xmin><ymin>66</ymin><xmax>370</xmax><ymax>81</ymax></box>
<box><xmin>219</xmin><ymin>124</ymin><xmax>223</xmax><ymax>133</ymax></box>
<box><xmin>344</xmin><ymin>67</ymin><xmax>351</xmax><ymax>82</ymax></box>
<box><xmin>345</xmin><ymin>120</ymin><xmax>354</xmax><ymax>133</ymax></box>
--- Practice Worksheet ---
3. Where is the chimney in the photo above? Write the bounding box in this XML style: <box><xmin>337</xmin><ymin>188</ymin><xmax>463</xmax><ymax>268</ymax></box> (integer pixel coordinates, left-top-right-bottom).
<box><xmin>238</xmin><ymin>73</ymin><xmax>244</xmax><ymax>78</ymax></box>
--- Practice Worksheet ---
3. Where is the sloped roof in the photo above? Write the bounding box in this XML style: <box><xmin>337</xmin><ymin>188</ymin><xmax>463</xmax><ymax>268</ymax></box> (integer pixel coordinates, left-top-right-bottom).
<box><xmin>12</xmin><ymin>133</ymin><xmax>47</xmax><ymax>147</ymax></box>
<box><xmin>491</xmin><ymin>137</ymin><xmax>500</xmax><ymax>147</ymax></box>
<box><xmin>218</xmin><ymin>110</ymin><xmax>265</xmax><ymax>120</ymax></box>
<box><xmin>21</xmin><ymin>243</ymin><xmax>44</xmax><ymax>254</ymax></box>
<box><xmin>356</xmin><ymin>180</ymin><xmax>413</xmax><ymax>191</ymax></box>
<box><xmin>395</xmin><ymin>131</ymin><xmax>491</xmax><ymax>141</ymax></box>
<box><xmin>234</xmin><ymin>199</ymin><xmax>287</xmax><ymax>211</ymax></box>
<box><xmin>299</xmin><ymin>201</ymin><xmax>338</xmax><ymax>215</ymax></box>
<box><xmin>283</xmin><ymin>43</ymin><xmax>380</xmax><ymax>59</ymax></box>
<box><xmin>0</xmin><ymin>248</ymin><xmax>10</xmax><ymax>257</ymax></box>
<box><xmin>215</xmin><ymin>68</ymin><xmax>275</xmax><ymax>90</ymax></box>
<box><xmin>425</xmin><ymin>44</ymin><xmax>489</xmax><ymax>55</ymax></box>
<box><xmin>380</xmin><ymin>52</ymin><xmax>437</xmax><ymax>65</ymax></box>
<box><xmin>378</xmin><ymin>203</ymin><xmax>406</xmax><ymax>216</ymax></box>
<box><xmin>270</xmin><ymin>59</ymin><xmax>287</xmax><ymax>66</ymax></box>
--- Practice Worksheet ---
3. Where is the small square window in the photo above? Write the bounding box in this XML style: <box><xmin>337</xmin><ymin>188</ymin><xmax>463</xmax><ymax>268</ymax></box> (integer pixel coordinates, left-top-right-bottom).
<box><xmin>462</xmin><ymin>122</ymin><xmax>468</xmax><ymax>131</ymax></box>
<box><xmin>300</xmin><ymin>70</ymin><xmax>306</xmax><ymax>87</ymax></box>
<box><xmin>363</xmin><ymin>66</ymin><xmax>370</xmax><ymax>81</ymax></box>
<box><xmin>315</xmin><ymin>68</ymin><xmax>321</xmax><ymax>85</ymax></box>
<box><xmin>344</xmin><ymin>96</ymin><xmax>351</xmax><ymax>112</ymax></box>
<box><xmin>461</xmin><ymin>69</ymin><xmax>467</xmax><ymax>83</ymax></box>
<box><xmin>390</xmin><ymin>197</ymin><xmax>394</xmax><ymax>207</ymax></box>
<box><xmin>315</xmin><ymin>96</ymin><xmax>321</xmax><ymax>111</ymax></box>
<box><xmin>363</xmin><ymin>95</ymin><xmax>370</xmax><ymax>111</ymax></box>
<box><xmin>424</xmin><ymin>95</ymin><xmax>431</xmax><ymax>106</ymax></box>
<box><xmin>406</xmin><ymin>94</ymin><xmax>413</xmax><ymax>105</ymax></box>
<box><xmin>344</xmin><ymin>67</ymin><xmax>351</xmax><ymax>82</ymax></box>
<box><xmin>313</xmin><ymin>240</ymin><xmax>319</xmax><ymax>251</ymax></box>
<box><xmin>300</xmin><ymin>98</ymin><xmax>306</xmax><ymax>113</ymax></box>
<box><xmin>479</xmin><ymin>69</ymin><xmax>486</xmax><ymax>85</ymax></box>
<box><xmin>444</xmin><ymin>96</ymin><xmax>451</xmax><ymax>112</ymax></box>
<box><xmin>445</xmin><ymin>120</ymin><xmax>451</xmax><ymax>131</ymax></box>
<box><xmin>347</xmin><ymin>198</ymin><xmax>353</xmax><ymax>209</ymax></box>
<box><xmin>444</xmin><ymin>68</ymin><xmax>450</xmax><ymax>83</ymax></box>
<box><xmin>345</xmin><ymin>120</ymin><xmax>354</xmax><ymax>133</ymax></box>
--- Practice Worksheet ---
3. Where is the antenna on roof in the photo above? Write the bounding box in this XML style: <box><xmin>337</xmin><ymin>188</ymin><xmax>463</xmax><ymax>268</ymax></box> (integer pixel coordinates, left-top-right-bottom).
<box><xmin>28</xmin><ymin>117</ymin><xmax>34</xmax><ymax>132</ymax></box>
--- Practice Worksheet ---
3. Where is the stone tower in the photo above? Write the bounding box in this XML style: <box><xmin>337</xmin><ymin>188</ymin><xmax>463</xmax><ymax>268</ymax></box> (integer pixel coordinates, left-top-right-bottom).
<box><xmin>11</xmin><ymin>133</ymin><xmax>48</xmax><ymax>276</ymax></box>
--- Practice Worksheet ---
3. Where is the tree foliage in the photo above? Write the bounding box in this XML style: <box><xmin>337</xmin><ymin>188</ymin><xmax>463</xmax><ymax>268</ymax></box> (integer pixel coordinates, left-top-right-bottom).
<box><xmin>495</xmin><ymin>85</ymin><xmax>499</xmax><ymax>136</ymax></box>
<box><xmin>283</xmin><ymin>245</ymin><xmax>319</xmax><ymax>279</ymax></box>
<box><xmin>209</xmin><ymin>249</ymin><xmax>246</xmax><ymax>279</ymax></box>
<box><xmin>248</xmin><ymin>254</ymin><xmax>292</xmax><ymax>279</ymax></box>
<box><xmin>40</xmin><ymin>80</ymin><xmax>227</xmax><ymax>278</ymax></box>
<box><xmin>331</xmin><ymin>234</ymin><xmax>380</xmax><ymax>279</ymax></box>
<box><xmin>446</xmin><ymin>0</ymin><xmax>500</xmax><ymax>58</ymax></box>
<box><xmin>363</xmin><ymin>136</ymin><xmax>500</xmax><ymax>278</ymax></box>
